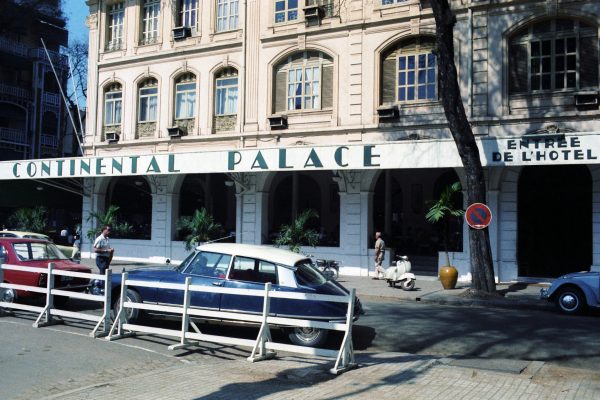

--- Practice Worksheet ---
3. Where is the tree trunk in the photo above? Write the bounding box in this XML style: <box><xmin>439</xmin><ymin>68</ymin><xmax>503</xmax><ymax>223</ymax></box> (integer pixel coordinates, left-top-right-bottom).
<box><xmin>430</xmin><ymin>0</ymin><xmax>496</xmax><ymax>292</ymax></box>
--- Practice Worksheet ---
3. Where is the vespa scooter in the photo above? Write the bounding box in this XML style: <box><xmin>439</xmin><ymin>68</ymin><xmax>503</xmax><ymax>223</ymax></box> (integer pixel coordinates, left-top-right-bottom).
<box><xmin>384</xmin><ymin>255</ymin><xmax>416</xmax><ymax>290</ymax></box>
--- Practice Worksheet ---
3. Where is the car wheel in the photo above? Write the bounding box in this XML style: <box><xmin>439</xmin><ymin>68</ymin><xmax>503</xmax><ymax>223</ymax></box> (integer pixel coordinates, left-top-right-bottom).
<box><xmin>555</xmin><ymin>286</ymin><xmax>586</xmax><ymax>315</ymax></box>
<box><xmin>0</xmin><ymin>286</ymin><xmax>16</xmax><ymax>303</ymax></box>
<box><xmin>112</xmin><ymin>289</ymin><xmax>142</xmax><ymax>323</ymax></box>
<box><xmin>400</xmin><ymin>279</ymin><xmax>415</xmax><ymax>291</ymax></box>
<box><xmin>288</xmin><ymin>327</ymin><xmax>329</xmax><ymax>347</ymax></box>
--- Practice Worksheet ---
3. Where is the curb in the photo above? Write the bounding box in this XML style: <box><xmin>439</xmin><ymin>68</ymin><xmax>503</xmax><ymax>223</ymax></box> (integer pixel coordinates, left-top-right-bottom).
<box><xmin>357</xmin><ymin>292</ymin><xmax>555</xmax><ymax>312</ymax></box>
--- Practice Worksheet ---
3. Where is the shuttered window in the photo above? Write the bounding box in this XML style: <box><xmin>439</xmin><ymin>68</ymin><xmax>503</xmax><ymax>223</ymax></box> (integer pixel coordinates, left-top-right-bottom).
<box><xmin>509</xmin><ymin>18</ymin><xmax>598</xmax><ymax>94</ymax></box>
<box><xmin>272</xmin><ymin>50</ymin><xmax>334</xmax><ymax>113</ymax></box>
<box><xmin>381</xmin><ymin>37</ymin><xmax>437</xmax><ymax>104</ymax></box>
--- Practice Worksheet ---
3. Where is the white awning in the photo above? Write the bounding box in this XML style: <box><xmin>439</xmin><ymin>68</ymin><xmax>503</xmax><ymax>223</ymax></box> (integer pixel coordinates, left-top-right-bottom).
<box><xmin>1</xmin><ymin>132</ymin><xmax>598</xmax><ymax>180</ymax></box>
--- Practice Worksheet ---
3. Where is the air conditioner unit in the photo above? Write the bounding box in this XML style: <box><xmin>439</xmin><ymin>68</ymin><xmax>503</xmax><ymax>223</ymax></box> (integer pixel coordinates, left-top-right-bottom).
<box><xmin>167</xmin><ymin>126</ymin><xmax>186</xmax><ymax>138</ymax></box>
<box><xmin>267</xmin><ymin>114</ymin><xmax>288</xmax><ymax>130</ymax></box>
<box><xmin>303</xmin><ymin>5</ymin><xmax>324</xmax><ymax>26</ymax></box>
<box><xmin>172</xmin><ymin>26</ymin><xmax>191</xmax><ymax>41</ymax></box>
<box><xmin>574</xmin><ymin>91</ymin><xmax>599</xmax><ymax>109</ymax></box>
<box><xmin>105</xmin><ymin>131</ymin><xmax>119</xmax><ymax>143</ymax></box>
<box><xmin>377</xmin><ymin>105</ymin><xmax>399</xmax><ymax>121</ymax></box>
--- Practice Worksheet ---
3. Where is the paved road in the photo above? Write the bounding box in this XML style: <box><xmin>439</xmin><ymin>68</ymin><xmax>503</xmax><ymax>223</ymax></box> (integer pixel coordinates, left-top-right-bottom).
<box><xmin>357</xmin><ymin>298</ymin><xmax>600</xmax><ymax>370</ymax></box>
<box><xmin>1</xmin><ymin>298</ymin><xmax>599</xmax><ymax>398</ymax></box>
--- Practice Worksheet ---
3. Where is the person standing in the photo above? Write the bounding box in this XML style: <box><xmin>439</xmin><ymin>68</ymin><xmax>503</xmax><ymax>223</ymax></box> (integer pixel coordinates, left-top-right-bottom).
<box><xmin>373</xmin><ymin>231</ymin><xmax>386</xmax><ymax>279</ymax></box>
<box><xmin>93</xmin><ymin>226</ymin><xmax>114</xmax><ymax>291</ymax></box>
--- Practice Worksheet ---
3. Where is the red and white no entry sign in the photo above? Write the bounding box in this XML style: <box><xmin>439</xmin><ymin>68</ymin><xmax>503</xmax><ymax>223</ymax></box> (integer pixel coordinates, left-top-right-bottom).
<box><xmin>465</xmin><ymin>203</ymin><xmax>492</xmax><ymax>229</ymax></box>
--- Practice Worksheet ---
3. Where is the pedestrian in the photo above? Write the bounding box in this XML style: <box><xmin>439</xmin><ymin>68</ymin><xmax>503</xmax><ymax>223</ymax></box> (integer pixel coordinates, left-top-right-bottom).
<box><xmin>373</xmin><ymin>231</ymin><xmax>386</xmax><ymax>279</ymax></box>
<box><xmin>93</xmin><ymin>225</ymin><xmax>114</xmax><ymax>292</ymax></box>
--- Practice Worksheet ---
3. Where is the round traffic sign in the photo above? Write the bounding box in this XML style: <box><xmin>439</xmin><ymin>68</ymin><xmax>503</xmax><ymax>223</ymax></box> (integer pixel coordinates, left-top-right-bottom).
<box><xmin>465</xmin><ymin>203</ymin><xmax>492</xmax><ymax>229</ymax></box>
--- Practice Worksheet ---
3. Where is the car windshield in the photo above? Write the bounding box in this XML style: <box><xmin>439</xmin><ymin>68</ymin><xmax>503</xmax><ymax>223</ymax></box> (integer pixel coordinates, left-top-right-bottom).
<box><xmin>294</xmin><ymin>260</ymin><xmax>327</xmax><ymax>286</ymax></box>
<box><xmin>12</xmin><ymin>242</ymin><xmax>69</xmax><ymax>261</ymax></box>
<box><xmin>175</xmin><ymin>251</ymin><xmax>197</xmax><ymax>272</ymax></box>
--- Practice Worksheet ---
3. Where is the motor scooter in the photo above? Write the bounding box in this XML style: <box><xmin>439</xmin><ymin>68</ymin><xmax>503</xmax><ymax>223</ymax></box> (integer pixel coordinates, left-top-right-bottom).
<box><xmin>384</xmin><ymin>255</ymin><xmax>416</xmax><ymax>290</ymax></box>
<box><xmin>306</xmin><ymin>254</ymin><xmax>340</xmax><ymax>280</ymax></box>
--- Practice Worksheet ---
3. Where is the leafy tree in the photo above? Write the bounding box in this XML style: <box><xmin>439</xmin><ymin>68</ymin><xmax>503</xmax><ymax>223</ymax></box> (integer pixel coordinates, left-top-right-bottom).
<box><xmin>430</xmin><ymin>0</ymin><xmax>496</xmax><ymax>293</ymax></box>
<box><xmin>7</xmin><ymin>206</ymin><xmax>48</xmax><ymax>233</ymax></box>
<box><xmin>275</xmin><ymin>209</ymin><xmax>320</xmax><ymax>253</ymax></box>
<box><xmin>177</xmin><ymin>208</ymin><xmax>224</xmax><ymax>251</ymax></box>
<box><xmin>425</xmin><ymin>182</ymin><xmax>464</xmax><ymax>267</ymax></box>
<box><xmin>86</xmin><ymin>205</ymin><xmax>132</xmax><ymax>240</ymax></box>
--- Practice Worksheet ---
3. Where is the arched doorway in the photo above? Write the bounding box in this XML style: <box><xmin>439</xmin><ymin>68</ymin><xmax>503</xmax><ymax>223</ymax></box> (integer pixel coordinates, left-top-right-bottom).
<box><xmin>372</xmin><ymin>168</ymin><xmax>463</xmax><ymax>274</ymax></box>
<box><xmin>178</xmin><ymin>173</ymin><xmax>236</xmax><ymax>241</ymax></box>
<box><xmin>106</xmin><ymin>177</ymin><xmax>152</xmax><ymax>239</ymax></box>
<box><xmin>517</xmin><ymin>165</ymin><xmax>592</xmax><ymax>277</ymax></box>
<box><xmin>267</xmin><ymin>171</ymin><xmax>340</xmax><ymax>246</ymax></box>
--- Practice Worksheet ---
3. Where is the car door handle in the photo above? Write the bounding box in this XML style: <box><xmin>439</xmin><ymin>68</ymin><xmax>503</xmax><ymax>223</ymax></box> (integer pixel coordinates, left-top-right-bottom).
<box><xmin>212</xmin><ymin>281</ymin><xmax>223</xmax><ymax>287</ymax></box>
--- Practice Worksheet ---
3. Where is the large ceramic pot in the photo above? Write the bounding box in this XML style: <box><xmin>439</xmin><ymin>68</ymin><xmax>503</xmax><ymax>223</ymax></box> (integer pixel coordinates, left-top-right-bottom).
<box><xmin>439</xmin><ymin>266</ymin><xmax>458</xmax><ymax>289</ymax></box>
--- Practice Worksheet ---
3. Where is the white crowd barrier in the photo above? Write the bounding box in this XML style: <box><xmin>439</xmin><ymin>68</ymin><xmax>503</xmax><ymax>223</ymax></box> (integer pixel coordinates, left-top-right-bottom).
<box><xmin>0</xmin><ymin>263</ymin><xmax>112</xmax><ymax>337</ymax></box>
<box><xmin>108</xmin><ymin>272</ymin><xmax>357</xmax><ymax>374</ymax></box>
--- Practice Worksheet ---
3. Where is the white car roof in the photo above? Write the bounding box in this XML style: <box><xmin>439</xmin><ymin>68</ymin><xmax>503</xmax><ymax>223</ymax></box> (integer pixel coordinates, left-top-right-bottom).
<box><xmin>196</xmin><ymin>243</ymin><xmax>308</xmax><ymax>267</ymax></box>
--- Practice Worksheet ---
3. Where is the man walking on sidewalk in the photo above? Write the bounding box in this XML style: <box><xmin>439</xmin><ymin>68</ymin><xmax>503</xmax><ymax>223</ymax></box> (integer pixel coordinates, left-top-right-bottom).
<box><xmin>373</xmin><ymin>231</ymin><xmax>386</xmax><ymax>279</ymax></box>
<box><xmin>93</xmin><ymin>225</ymin><xmax>114</xmax><ymax>293</ymax></box>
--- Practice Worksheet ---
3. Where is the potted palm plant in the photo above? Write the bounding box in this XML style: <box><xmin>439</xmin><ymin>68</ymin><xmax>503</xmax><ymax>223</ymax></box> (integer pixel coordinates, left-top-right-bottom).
<box><xmin>87</xmin><ymin>205</ymin><xmax>132</xmax><ymax>241</ymax></box>
<box><xmin>177</xmin><ymin>208</ymin><xmax>224</xmax><ymax>251</ymax></box>
<box><xmin>425</xmin><ymin>182</ymin><xmax>464</xmax><ymax>289</ymax></box>
<box><xmin>275</xmin><ymin>209</ymin><xmax>319</xmax><ymax>253</ymax></box>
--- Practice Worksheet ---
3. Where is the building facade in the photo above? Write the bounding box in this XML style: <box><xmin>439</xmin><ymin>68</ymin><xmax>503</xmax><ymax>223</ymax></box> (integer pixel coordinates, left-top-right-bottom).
<box><xmin>51</xmin><ymin>0</ymin><xmax>600</xmax><ymax>280</ymax></box>
<box><xmin>0</xmin><ymin>0</ymin><xmax>75</xmax><ymax>161</ymax></box>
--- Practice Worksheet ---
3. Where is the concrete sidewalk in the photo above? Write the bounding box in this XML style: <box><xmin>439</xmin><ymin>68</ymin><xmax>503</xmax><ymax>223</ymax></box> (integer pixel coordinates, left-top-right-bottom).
<box><xmin>33</xmin><ymin>350</ymin><xmax>600</xmax><ymax>400</ymax></box>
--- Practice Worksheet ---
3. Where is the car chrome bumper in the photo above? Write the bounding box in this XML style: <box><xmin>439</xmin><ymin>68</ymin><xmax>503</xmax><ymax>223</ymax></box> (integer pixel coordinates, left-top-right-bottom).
<box><xmin>540</xmin><ymin>288</ymin><xmax>550</xmax><ymax>300</ymax></box>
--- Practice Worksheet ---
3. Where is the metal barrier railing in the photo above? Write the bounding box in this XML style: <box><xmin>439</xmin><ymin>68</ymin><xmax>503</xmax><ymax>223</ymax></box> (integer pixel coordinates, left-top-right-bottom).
<box><xmin>108</xmin><ymin>272</ymin><xmax>357</xmax><ymax>374</ymax></box>
<box><xmin>0</xmin><ymin>263</ymin><xmax>112</xmax><ymax>337</ymax></box>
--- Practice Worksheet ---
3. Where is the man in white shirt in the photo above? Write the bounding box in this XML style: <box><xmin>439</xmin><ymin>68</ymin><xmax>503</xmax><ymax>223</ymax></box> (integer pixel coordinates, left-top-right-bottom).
<box><xmin>373</xmin><ymin>231</ymin><xmax>386</xmax><ymax>279</ymax></box>
<box><xmin>93</xmin><ymin>226</ymin><xmax>114</xmax><ymax>291</ymax></box>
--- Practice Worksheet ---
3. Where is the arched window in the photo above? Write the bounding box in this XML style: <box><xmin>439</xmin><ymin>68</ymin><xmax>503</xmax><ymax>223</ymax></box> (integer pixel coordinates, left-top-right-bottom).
<box><xmin>214</xmin><ymin>68</ymin><xmax>238</xmax><ymax>132</ymax></box>
<box><xmin>273</xmin><ymin>50</ymin><xmax>333</xmax><ymax>113</ymax></box>
<box><xmin>509</xmin><ymin>18</ymin><xmax>598</xmax><ymax>94</ymax></box>
<box><xmin>104</xmin><ymin>83</ymin><xmax>122</xmax><ymax>126</ymax></box>
<box><xmin>175</xmin><ymin>73</ymin><xmax>196</xmax><ymax>120</ymax></box>
<box><xmin>381</xmin><ymin>37</ymin><xmax>437</xmax><ymax>104</ymax></box>
<box><xmin>138</xmin><ymin>78</ymin><xmax>158</xmax><ymax>123</ymax></box>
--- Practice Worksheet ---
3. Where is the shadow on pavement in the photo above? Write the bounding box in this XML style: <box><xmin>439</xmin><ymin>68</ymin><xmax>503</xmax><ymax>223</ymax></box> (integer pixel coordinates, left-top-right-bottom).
<box><xmin>193</xmin><ymin>352</ymin><xmax>438</xmax><ymax>400</ymax></box>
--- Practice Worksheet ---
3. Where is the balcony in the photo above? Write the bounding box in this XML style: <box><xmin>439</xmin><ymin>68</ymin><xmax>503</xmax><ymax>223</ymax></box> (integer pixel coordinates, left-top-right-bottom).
<box><xmin>29</xmin><ymin>48</ymin><xmax>68</xmax><ymax>67</ymax></box>
<box><xmin>0</xmin><ymin>127</ymin><xmax>28</xmax><ymax>146</ymax></box>
<box><xmin>0</xmin><ymin>36</ymin><xmax>29</xmax><ymax>58</ymax></box>
<box><xmin>40</xmin><ymin>133</ymin><xmax>58</xmax><ymax>148</ymax></box>
<box><xmin>0</xmin><ymin>82</ymin><xmax>31</xmax><ymax>102</ymax></box>
<box><xmin>42</xmin><ymin>92</ymin><xmax>61</xmax><ymax>106</ymax></box>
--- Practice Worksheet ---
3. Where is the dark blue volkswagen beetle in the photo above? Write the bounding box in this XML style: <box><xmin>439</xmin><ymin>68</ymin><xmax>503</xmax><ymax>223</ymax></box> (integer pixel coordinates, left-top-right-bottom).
<box><xmin>111</xmin><ymin>243</ymin><xmax>362</xmax><ymax>347</ymax></box>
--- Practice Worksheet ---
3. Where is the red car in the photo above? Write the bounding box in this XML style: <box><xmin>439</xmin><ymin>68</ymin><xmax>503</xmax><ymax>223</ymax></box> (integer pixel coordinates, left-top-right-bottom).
<box><xmin>0</xmin><ymin>238</ymin><xmax>91</xmax><ymax>306</ymax></box>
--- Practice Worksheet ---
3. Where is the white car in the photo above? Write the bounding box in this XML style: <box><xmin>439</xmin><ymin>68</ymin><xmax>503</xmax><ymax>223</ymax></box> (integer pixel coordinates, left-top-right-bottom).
<box><xmin>540</xmin><ymin>271</ymin><xmax>600</xmax><ymax>315</ymax></box>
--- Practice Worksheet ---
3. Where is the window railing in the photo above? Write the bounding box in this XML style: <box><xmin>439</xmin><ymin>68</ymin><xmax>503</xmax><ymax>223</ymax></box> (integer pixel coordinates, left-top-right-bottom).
<box><xmin>0</xmin><ymin>36</ymin><xmax>29</xmax><ymax>57</ymax></box>
<box><xmin>40</xmin><ymin>134</ymin><xmax>59</xmax><ymax>148</ymax></box>
<box><xmin>42</xmin><ymin>92</ymin><xmax>61</xmax><ymax>106</ymax></box>
<box><xmin>0</xmin><ymin>82</ymin><xmax>30</xmax><ymax>100</ymax></box>
<box><xmin>0</xmin><ymin>127</ymin><xmax>28</xmax><ymax>146</ymax></box>
<box><xmin>29</xmin><ymin>48</ymin><xmax>69</xmax><ymax>66</ymax></box>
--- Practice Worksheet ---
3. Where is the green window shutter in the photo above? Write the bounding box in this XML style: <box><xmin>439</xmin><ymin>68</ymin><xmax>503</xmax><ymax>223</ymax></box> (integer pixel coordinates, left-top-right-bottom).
<box><xmin>321</xmin><ymin>64</ymin><xmax>333</xmax><ymax>109</ymax></box>
<box><xmin>382</xmin><ymin>55</ymin><xmax>397</xmax><ymax>104</ymax></box>
<box><xmin>509</xmin><ymin>43</ymin><xmax>528</xmax><ymax>94</ymax></box>
<box><xmin>579</xmin><ymin>35</ymin><xmax>599</xmax><ymax>88</ymax></box>
<box><xmin>274</xmin><ymin>69</ymin><xmax>288</xmax><ymax>113</ymax></box>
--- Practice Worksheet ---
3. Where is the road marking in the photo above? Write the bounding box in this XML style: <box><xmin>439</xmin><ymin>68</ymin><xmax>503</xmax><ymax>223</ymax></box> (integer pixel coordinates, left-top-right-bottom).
<box><xmin>0</xmin><ymin>319</ymin><xmax>185</xmax><ymax>362</ymax></box>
